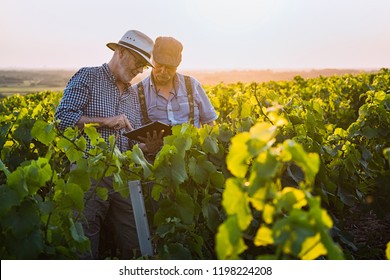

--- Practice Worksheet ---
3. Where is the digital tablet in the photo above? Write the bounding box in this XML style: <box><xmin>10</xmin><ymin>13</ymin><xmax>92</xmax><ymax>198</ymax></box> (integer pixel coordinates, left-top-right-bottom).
<box><xmin>122</xmin><ymin>121</ymin><xmax>172</xmax><ymax>142</ymax></box>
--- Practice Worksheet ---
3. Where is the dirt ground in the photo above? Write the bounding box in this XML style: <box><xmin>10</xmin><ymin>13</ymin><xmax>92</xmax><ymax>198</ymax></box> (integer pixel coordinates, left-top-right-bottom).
<box><xmin>342</xmin><ymin>206</ymin><xmax>390</xmax><ymax>259</ymax></box>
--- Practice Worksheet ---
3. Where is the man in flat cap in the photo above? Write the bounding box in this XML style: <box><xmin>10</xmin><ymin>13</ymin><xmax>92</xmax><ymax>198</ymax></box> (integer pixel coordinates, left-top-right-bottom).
<box><xmin>133</xmin><ymin>36</ymin><xmax>217</xmax><ymax>130</ymax></box>
<box><xmin>55</xmin><ymin>30</ymin><xmax>161</xmax><ymax>259</ymax></box>
<box><xmin>132</xmin><ymin>36</ymin><xmax>218</xmax><ymax>224</ymax></box>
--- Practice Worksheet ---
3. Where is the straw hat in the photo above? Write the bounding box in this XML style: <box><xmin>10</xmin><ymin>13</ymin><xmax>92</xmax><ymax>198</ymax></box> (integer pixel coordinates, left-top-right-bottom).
<box><xmin>107</xmin><ymin>30</ymin><xmax>154</xmax><ymax>67</ymax></box>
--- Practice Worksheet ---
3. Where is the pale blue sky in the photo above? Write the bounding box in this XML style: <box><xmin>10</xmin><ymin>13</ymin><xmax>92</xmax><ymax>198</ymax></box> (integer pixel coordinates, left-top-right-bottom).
<box><xmin>1</xmin><ymin>0</ymin><xmax>389</xmax><ymax>70</ymax></box>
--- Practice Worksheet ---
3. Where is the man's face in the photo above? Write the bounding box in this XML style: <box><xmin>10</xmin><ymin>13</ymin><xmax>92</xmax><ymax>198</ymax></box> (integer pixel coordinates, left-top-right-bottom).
<box><xmin>152</xmin><ymin>61</ymin><xmax>177</xmax><ymax>85</ymax></box>
<box><xmin>118</xmin><ymin>48</ymin><xmax>148</xmax><ymax>83</ymax></box>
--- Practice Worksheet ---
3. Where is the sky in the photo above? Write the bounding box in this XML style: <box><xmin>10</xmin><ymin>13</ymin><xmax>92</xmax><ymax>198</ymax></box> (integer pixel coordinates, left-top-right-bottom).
<box><xmin>1</xmin><ymin>0</ymin><xmax>390</xmax><ymax>71</ymax></box>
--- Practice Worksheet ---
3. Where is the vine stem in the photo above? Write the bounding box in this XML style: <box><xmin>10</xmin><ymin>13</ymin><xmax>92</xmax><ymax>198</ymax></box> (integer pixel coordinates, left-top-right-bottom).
<box><xmin>252</xmin><ymin>82</ymin><xmax>275</xmax><ymax>125</ymax></box>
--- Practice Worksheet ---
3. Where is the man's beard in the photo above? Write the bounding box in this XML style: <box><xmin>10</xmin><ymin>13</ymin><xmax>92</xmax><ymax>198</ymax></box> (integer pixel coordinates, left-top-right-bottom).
<box><xmin>155</xmin><ymin>74</ymin><xmax>171</xmax><ymax>86</ymax></box>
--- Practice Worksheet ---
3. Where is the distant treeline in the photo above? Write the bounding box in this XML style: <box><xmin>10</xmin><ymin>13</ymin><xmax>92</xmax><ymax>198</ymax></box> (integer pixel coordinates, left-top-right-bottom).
<box><xmin>0</xmin><ymin>68</ymin><xmax>381</xmax><ymax>96</ymax></box>
<box><xmin>0</xmin><ymin>70</ymin><xmax>75</xmax><ymax>88</ymax></box>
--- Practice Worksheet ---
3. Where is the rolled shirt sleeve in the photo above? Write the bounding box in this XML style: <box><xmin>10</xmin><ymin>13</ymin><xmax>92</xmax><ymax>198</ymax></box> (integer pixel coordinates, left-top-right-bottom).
<box><xmin>192</xmin><ymin>78</ymin><xmax>218</xmax><ymax>125</ymax></box>
<box><xmin>54</xmin><ymin>68</ymin><xmax>90</xmax><ymax>130</ymax></box>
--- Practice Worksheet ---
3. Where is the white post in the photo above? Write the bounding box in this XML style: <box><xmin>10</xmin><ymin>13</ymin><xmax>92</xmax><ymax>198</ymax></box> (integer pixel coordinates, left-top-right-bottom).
<box><xmin>128</xmin><ymin>180</ymin><xmax>153</xmax><ymax>256</ymax></box>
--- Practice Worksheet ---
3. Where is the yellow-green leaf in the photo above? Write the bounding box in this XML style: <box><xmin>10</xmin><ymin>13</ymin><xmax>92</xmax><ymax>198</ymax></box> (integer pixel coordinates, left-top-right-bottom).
<box><xmin>281</xmin><ymin>187</ymin><xmax>307</xmax><ymax>209</ymax></box>
<box><xmin>223</xmin><ymin>178</ymin><xmax>252</xmax><ymax>230</ymax></box>
<box><xmin>299</xmin><ymin>233</ymin><xmax>327</xmax><ymax>260</ymax></box>
<box><xmin>321</xmin><ymin>210</ymin><xmax>333</xmax><ymax>228</ymax></box>
<box><xmin>226</xmin><ymin>132</ymin><xmax>251</xmax><ymax>178</ymax></box>
<box><xmin>282</xmin><ymin>140</ymin><xmax>320</xmax><ymax>186</ymax></box>
<box><xmin>263</xmin><ymin>204</ymin><xmax>275</xmax><ymax>224</ymax></box>
<box><xmin>254</xmin><ymin>225</ymin><xmax>274</xmax><ymax>246</ymax></box>
<box><xmin>216</xmin><ymin>216</ymin><xmax>247</xmax><ymax>259</ymax></box>
<box><xmin>249</xmin><ymin>122</ymin><xmax>277</xmax><ymax>142</ymax></box>
<box><xmin>249</xmin><ymin>186</ymin><xmax>267</xmax><ymax>211</ymax></box>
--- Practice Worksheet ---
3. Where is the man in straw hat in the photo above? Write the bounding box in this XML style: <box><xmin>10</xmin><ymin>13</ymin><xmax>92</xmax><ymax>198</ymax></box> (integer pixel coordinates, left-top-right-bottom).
<box><xmin>55</xmin><ymin>30</ymin><xmax>162</xmax><ymax>259</ymax></box>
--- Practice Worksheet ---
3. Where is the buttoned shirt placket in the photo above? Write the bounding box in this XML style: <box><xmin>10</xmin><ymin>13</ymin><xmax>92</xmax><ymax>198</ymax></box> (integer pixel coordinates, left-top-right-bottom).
<box><xmin>150</xmin><ymin>77</ymin><xmax>179</xmax><ymax>126</ymax></box>
<box><xmin>166</xmin><ymin>93</ymin><xmax>179</xmax><ymax>125</ymax></box>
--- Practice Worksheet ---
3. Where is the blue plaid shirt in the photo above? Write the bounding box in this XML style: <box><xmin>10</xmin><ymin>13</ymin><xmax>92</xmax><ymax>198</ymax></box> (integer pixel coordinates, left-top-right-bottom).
<box><xmin>55</xmin><ymin>63</ymin><xmax>142</xmax><ymax>152</ymax></box>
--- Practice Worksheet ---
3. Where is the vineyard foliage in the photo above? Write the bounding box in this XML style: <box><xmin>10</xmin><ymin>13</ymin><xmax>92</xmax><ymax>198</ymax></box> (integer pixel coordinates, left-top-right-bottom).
<box><xmin>1</xmin><ymin>69</ymin><xmax>390</xmax><ymax>260</ymax></box>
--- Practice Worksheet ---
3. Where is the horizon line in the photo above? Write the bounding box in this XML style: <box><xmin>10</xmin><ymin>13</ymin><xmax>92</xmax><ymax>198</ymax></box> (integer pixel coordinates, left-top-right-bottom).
<box><xmin>0</xmin><ymin>67</ymin><xmax>385</xmax><ymax>72</ymax></box>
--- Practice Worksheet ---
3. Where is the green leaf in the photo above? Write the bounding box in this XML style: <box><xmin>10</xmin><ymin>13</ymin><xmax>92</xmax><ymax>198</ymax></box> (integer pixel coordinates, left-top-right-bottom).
<box><xmin>175</xmin><ymin>191</ymin><xmax>195</xmax><ymax>225</ymax></box>
<box><xmin>202</xmin><ymin>195</ymin><xmax>221</xmax><ymax>231</ymax></box>
<box><xmin>54</xmin><ymin>180</ymin><xmax>85</xmax><ymax>211</ymax></box>
<box><xmin>203</xmin><ymin>136</ymin><xmax>219</xmax><ymax>154</ymax></box>
<box><xmin>155</xmin><ymin>145</ymin><xmax>187</xmax><ymax>187</ymax></box>
<box><xmin>96</xmin><ymin>187</ymin><xmax>108</xmax><ymax>201</ymax></box>
<box><xmin>25</xmin><ymin>158</ymin><xmax>52</xmax><ymax>194</ymax></box>
<box><xmin>319</xmin><ymin>229</ymin><xmax>344</xmax><ymax>260</ymax></box>
<box><xmin>13</xmin><ymin>119</ymin><xmax>35</xmax><ymax>146</ymax></box>
<box><xmin>173</xmin><ymin>135</ymin><xmax>193</xmax><ymax>156</ymax></box>
<box><xmin>31</xmin><ymin>119</ymin><xmax>56</xmax><ymax>145</ymax></box>
<box><xmin>0</xmin><ymin>159</ymin><xmax>11</xmax><ymax>177</ymax></box>
<box><xmin>151</xmin><ymin>183</ymin><xmax>163</xmax><ymax>201</ymax></box>
<box><xmin>170</xmin><ymin>153</ymin><xmax>188</xmax><ymax>186</ymax></box>
<box><xmin>188</xmin><ymin>156</ymin><xmax>216</xmax><ymax>185</ymax></box>
<box><xmin>0</xmin><ymin>123</ymin><xmax>12</xmax><ymax>148</ymax></box>
<box><xmin>68</xmin><ymin>167</ymin><xmax>91</xmax><ymax>192</ymax></box>
<box><xmin>155</xmin><ymin>223</ymin><xmax>175</xmax><ymax>238</ymax></box>
<box><xmin>383</xmin><ymin>147</ymin><xmax>390</xmax><ymax>166</ymax></box>
<box><xmin>2</xmin><ymin>199</ymin><xmax>40</xmax><ymax>239</ymax></box>
<box><xmin>361</xmin><ymin>127</ymin><xmax>378</xmax><ymax>139</ymax></box>
<box><xmin>131</xmin><ymin>145</ymin><xmax>152</xmax><ymax>178</ymax></box>
<box><xmin>189</xmin><ymin>157</ymin><xmax>208</xmax><ymax>184</ymax></box>
<box><xmin>0</xmin><ymin>184</ymin><xmax>20</xmax><ymax>216</ymax></box>
<box><xmin>337</xmin><ymin>186</ymin><xmax>358</xmax><ymax>207</ymax></box>
<box><xmin>57</xmin><ymin>137</ymin><xmax>85</xmax><ymax>162</ymax></box>
<box><xmin>5</xmin><ymin>228</ymin><xmax>44</xmax><ymax>259</ymax></box>
<box><xmin>113</xmin><ymin>172</ymin><xmax>129</xmax><ymax>198</ymax></box>
<box><xmin>37</xmin><ymin>200</ymin><xmax>55</xmax><ymax>216</ymax></box>
<box><xmin>65</xmin><ymin>183</ymin><xmax>85</xmax><ymax>211</ymax></box>
<box><xmin>210</xmin><ymin>171</ymin><xmax>225</xmax><ymax>188</ymax></box>
<box><xmin>83</xmin><ymin>124</ymin><xmax>101</xmax><ymax>147</ymax></box>
<box><xmin>154</xmin><ymin>191</ymin><xmax>195</xmax><ymax>226</ymax></box>
<box><xmin>69</xmin><ymin>218</ymin><xmax>89</xmax><ymax>245</ymax></box>
<box><xmin>7</xmin><ymin>168</ymin><xmax>28</xmax><ymax>199</ymax></box>
<box><xmin>218</xmin><ymin>124</ymin><xmax>234</xmax><ymax>142</ymax></box>
<box><xmin>160</xmin><ymin>243</ymin><xmax>192</xmax><ymax>260</ymax></box>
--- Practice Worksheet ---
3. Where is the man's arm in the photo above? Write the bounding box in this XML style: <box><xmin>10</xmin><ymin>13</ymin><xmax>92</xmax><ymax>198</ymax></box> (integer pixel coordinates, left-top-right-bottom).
<box><xmin>55</xmin><ymin>68</ymin><xmax>90</xmax><ymax>130</ymax></box>
<box><xmin>77</xmin><ymin>114</ymin><xmax>133</xmax><ymax>131</ymax></box>
<box><xmin>192</xmin><ymin>79</ymin><xmax>218</xmax><ymax>126</ymax></box>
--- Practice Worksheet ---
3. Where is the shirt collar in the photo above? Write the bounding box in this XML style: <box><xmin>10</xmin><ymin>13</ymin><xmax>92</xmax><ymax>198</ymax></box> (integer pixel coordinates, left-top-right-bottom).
<box><xmin>102</xmin><ymin>63</ymin><xmax>116</xmax><ymax>84</ymax></box>
<box><xmin>102</xmin><ymin>63</ymin><xmax>133</xmax><ymax>94</ymax></box>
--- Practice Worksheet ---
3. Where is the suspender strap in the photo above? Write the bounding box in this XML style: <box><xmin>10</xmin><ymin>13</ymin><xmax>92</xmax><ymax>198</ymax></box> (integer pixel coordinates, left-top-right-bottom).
<box><xmin>137</xmin><ymin>82</ymin><xmax>152</xmax><ymax>125</ymax></box>
<box><xmin>184</xmin><ymin>75</ymin><xmax>194</xmax><ymax>125</ymax></box>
